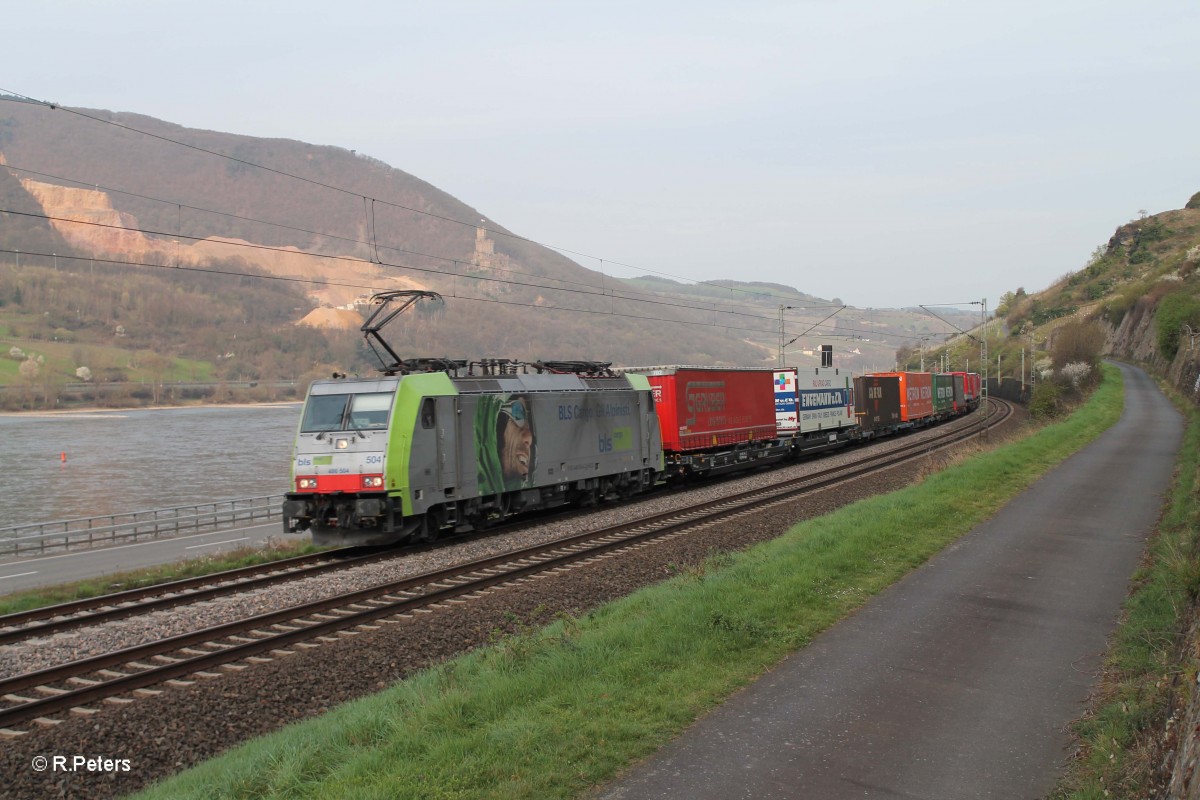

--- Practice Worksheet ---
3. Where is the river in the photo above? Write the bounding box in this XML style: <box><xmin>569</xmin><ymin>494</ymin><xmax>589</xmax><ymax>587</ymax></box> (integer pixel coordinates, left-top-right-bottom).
<box><xmin>0</xmin><ymin>403</ymin><xmax>302</xmax><ymax>527</ymax></box>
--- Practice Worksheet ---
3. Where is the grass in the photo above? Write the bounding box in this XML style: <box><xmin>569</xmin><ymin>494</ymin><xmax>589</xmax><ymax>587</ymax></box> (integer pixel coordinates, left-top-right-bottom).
<box><xmin>1050</xmin><ymin>378</ymin><xmax>1200</xmax><ymax>799</ymax></box>
<box><xmin>0</xmin><ymin>332</ymin><xmax>215</xmax><ymax>387</ymax></box>
<box><xmin>130</xmin><ymin>365</ymin><xmax>1128</xmax><ymax>800</ymax></box>
<box><xmin>0</xmin><ymin>540</ymin><xmax>326</xmax><ymax>617</ymax></box>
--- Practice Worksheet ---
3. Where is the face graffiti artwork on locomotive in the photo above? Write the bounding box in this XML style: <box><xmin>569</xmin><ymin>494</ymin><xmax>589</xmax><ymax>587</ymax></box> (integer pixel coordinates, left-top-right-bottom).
<box><xmin>475</xmin><ymin>394</ymin><xmax>536</xmax><ymax>494</ymax></box>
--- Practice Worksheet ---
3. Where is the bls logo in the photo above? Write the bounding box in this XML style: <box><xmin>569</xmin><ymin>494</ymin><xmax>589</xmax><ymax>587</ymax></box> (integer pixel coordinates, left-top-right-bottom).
<box><xmin>598</xmin><ymin>434</ymin><xmax>613</xmax><ymax>453</ymax></box>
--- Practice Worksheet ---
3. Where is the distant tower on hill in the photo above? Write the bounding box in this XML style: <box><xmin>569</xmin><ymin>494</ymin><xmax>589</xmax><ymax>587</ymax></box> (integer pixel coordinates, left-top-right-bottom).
<box><xmin>473</xmin><ymin>226</ymin><xmax>514</xmax><ymax>274</ymax></box>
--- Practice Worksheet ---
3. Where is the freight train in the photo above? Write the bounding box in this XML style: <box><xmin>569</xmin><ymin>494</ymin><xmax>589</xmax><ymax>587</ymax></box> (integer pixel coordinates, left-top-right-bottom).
<box><xmin>283</xmin><ymin>359</ymin><xmax>981</xmax><ymax>547</ymax></box>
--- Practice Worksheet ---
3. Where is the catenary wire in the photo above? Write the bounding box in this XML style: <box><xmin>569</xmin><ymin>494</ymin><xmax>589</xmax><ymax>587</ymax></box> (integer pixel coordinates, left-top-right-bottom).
<box><xmin>1</xmin><ymin>161</ymin><xmax>850</xmax><ymax>328</ymax></box>
<box><xmin>0</xmin><ymin>207</ymin><xmax>857</xmax><ymax>335</ymax></box>
<box><xmin>1</xmin><ymin>246</ymin><xmax>879</xmax><ymax>342</ymax></box>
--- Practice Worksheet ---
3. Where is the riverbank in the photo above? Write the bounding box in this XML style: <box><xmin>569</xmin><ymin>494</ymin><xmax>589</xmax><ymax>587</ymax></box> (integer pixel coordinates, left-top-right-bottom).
<box><xmin>0</xmin><ymin>379</ymin><xmax>306</xmax><ymax>413</ymax></box>
<box><xmin>0</xmin><ymin>399</ymin><xmax>301</xmax><ymax>418</ymax></box>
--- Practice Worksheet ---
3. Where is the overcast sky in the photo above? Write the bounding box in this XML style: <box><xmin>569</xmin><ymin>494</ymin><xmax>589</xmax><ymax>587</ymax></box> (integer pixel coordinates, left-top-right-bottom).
<box><xmin>6</xmin><ymin>0</ymin><xmax>1200</xmax><ymax>310</ymax></box>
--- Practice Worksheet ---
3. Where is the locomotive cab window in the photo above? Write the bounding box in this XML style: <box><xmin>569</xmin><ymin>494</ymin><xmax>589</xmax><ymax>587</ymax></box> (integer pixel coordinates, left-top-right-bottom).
<box><xmin>301</xmin><ymin>394</ymin><xmax>350</xmax><ymax>433</ymax></box>
<box><xmin>348</xmin><ymin>393</ymin><xmax>393</xmax><ymax>430</ymax></box>
<box><xmin>301</xmin><ymin>392</ymin><xmax>393</xmax><ymax>433</ymax></box>
<box><xmin>420</xmin><ymin>398</ymin><xmax>436</xmax><ymax>429</ymax></box>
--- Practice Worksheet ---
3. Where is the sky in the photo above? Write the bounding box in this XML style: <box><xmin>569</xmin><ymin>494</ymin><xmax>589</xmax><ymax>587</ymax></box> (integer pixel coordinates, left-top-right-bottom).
<box><xmin>5</xmin><ymin>0</ymin><xmax>1200</xmax><ymax>311</ymax></box>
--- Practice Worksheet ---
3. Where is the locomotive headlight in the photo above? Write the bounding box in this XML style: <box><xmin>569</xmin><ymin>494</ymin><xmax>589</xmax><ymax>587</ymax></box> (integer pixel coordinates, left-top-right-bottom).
<box><xmin>297</xmin><ymin>477</ymin><xmax>318</xmax><ymax>489</ymax></box>
<box><xmin>335</xmin><ymin>438</ymin><xmax>350</xmax><ymax>450</ymax></box>
<box><xmin>361</xmin><ymin>476</ymin><xmax>384</xmax><ymax>489</ymax></box>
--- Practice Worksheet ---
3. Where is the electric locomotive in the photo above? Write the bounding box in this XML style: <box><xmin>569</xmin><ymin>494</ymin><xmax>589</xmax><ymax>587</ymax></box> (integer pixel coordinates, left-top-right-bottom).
<box><xmin>283</xmin><ymin>291</ymin><xmax>663</xmax><ymax>546</ymax></box>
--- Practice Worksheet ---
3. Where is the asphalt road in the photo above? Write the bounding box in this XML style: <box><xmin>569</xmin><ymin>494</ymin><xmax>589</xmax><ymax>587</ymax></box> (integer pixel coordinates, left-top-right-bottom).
<box><xmin>599</xmin><ymin>362</ymin><xmax>1182</xmax><ymax>800</ymax></box>
<box><xmin>0</xmin><ymin>522</ymin><xmax>301</xmax><ymax>593</ymax></box>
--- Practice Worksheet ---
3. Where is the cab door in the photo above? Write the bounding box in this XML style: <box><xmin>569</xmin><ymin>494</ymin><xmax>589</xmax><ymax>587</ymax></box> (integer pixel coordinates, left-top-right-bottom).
<box><xmin>437</xmin><ymin>396</ymin><xmax>460</xmax><ymax>494</ymax></box>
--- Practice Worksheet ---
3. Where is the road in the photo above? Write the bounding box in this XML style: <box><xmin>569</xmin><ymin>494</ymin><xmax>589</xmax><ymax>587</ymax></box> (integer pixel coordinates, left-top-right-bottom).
<box><xmin>0</xmin><ymin>522</ymin><xmax>303</xmax><ymax>593</ymax></box>
<box><xmin>599</xmin><ymin>362</ymin><xmax>1181</xmax><ymax>799</ymax></box>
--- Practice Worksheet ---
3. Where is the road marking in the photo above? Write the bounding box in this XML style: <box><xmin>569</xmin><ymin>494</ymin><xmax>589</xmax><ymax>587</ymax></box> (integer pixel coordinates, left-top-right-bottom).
<box><xmin>0</xmin><ymin>571</ymin><xmax>38</xmax><ymax>580</ymax></box>
<box><xmin>185</xmin><ymin>537</ymin><xmax>250</xmax><ymax>550</ymax></box>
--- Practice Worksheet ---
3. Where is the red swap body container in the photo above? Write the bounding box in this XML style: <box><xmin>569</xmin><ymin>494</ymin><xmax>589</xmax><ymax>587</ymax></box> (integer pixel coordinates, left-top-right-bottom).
<box><xmin>638</xmin><ymin>367</ymin><xmax>777</xmax><ymax>453</ymax></box>
<box><xmin>952</xmin><ymin>371</ymin><xmax>980</xmax><ymax>403</ymax></box>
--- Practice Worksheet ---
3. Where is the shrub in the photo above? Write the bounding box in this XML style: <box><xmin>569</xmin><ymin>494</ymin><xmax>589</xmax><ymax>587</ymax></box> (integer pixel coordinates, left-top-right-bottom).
<box><xmin>1029</xmin><ymin>380</ymin><xmax>1065</xmax><ymax>419</ymax></box>
<box><xmin>1051</xmin><ymin>320</ymin><xmax>1107</xmax><ymax>369</ymax></box>
<box><xmin>1060</xmin><ymin>362</ymin><xmax>1092</xmax><ymax>389</ymax></box>
<box><xmin>1154</xmin><ymin>291</ymin><xmax>1200</xmax><ymax>360</ymax></box>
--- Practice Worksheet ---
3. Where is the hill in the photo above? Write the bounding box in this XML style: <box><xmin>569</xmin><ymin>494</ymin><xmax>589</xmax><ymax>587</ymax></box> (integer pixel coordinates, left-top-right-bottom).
<box><xmin>898</xmin><ymin>192</ymin><xmax>1200</xmax><ymax>406</ymax></box>
<box><xmin>0</xmin><ymin>96</ymin><xmax>977</xmax><ymax>408</ymax></box>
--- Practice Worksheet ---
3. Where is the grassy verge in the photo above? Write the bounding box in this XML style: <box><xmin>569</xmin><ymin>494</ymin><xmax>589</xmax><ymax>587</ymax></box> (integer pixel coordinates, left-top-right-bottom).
<box><xmin>1051</xmin><ymin>380</ymin><xmax>1200</xmax><ymax>798</ymax></box>
<box><xmin>0</xmin><ymin>540</ymin><xmax>325</xmax><ymax>616</ymax></box>
<box><xmin>137</xmin><ymin>369</ymin><xmax>1125</xmax><ymax>800</ymax></box>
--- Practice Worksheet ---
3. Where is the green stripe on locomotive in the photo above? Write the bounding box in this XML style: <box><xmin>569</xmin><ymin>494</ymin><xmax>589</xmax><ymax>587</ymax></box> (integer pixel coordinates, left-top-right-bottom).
<box><xmin>386</xmin><ymin>372</ymin><xmax>458</xmax><ymax>517</ymax></box>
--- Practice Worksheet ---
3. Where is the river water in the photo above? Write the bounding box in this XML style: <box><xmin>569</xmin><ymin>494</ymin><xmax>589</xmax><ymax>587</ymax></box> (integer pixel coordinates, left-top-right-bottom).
<box><xmin>0</xmin><ymin>403</ymin><xmax>302</xmax><ymax>527</ymax></box>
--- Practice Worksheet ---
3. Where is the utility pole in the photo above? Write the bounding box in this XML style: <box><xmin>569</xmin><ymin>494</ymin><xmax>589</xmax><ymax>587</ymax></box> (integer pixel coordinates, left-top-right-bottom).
<box><xmin>1028</xmin><ymin>330</ymin><xmax>1038</xmax><ymax>390</ymax></box>
<box><xmin>979</xmin><ymin>299</ymin><xmax>988</xmax><ymax>420</ymax></box>
<box><xmin>778</xmin><ymin>306</ymin><xmax>785</xmax><ymax>367</ymax></box>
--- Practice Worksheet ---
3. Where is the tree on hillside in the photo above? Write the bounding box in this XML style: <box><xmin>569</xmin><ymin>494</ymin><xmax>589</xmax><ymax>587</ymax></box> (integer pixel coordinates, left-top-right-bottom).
<box><xmin>1050</xmin><ymin>320</ymin><xmax>1106</xmax><ymax>369</ymax></box>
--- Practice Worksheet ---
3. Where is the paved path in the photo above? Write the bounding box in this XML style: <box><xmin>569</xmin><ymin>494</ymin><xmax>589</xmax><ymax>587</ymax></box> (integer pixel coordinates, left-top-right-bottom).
<box><xmin>0</xmin><ymin>522</ymin><xmax>297</xmax><ymax>592</ymax></box>
<box><xmin>600</xmin><ymin>362</ymin><xmax>1181</xmax><ymax>799</ymax></box>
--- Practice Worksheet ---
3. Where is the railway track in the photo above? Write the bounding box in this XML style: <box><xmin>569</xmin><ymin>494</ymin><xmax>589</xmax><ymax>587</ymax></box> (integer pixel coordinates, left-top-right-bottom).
<box><xmin>0</xmin><ymin>546</ymin><xmax>380</xmax><ymax>646</ymax></box>
<box><xmin>0</xmin><ymin>399</ymin><xmax>1010</xmax><ymax>735</ymax></box>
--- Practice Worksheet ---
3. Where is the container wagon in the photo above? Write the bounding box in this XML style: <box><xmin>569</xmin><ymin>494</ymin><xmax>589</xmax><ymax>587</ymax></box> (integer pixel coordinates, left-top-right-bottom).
<box><xmin>853</xmin><ymin>373</ymin><xmax>903</xmax><ymax>438</ymax></box>
<box><xmin>932</xmin><ymin>373</ymin><xmax>959</xmax><ymax>419</ymax></box>
<box><xmin>951</xmin><ymin>371</ymin><xmax>981</xmax><ymax>410</ymax></box>
<box><xmin>869</xmin><ymin>371</ymin><xmax>934</xmax><ymax>424</ymax></box>
<box><xmin>625</xmin><ymin>366</ymin><xmax>785</xmax><ymax>478</ymax></box>
<box><xmin>774</xmin><ymin>367</ymin><xmax>857</xmax><ymax>453</ymax></box>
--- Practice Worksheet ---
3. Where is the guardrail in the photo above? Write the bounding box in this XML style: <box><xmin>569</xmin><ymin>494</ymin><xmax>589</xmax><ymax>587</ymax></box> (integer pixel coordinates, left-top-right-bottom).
<box><xmin>0</xmin><ymin>495</ymin><xmax>288</xmax><ymax>558</ymax></box>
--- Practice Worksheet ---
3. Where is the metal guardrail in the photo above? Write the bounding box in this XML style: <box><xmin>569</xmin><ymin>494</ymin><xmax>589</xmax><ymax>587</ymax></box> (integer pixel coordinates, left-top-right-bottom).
<box><xmin>0</xmin><ymin>494</ymin><xmax>288</xmax><ymax>557</ymax></box>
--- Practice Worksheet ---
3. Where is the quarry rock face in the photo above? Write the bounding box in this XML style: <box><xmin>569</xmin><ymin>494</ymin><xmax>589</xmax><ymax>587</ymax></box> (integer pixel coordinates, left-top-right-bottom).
<box><xmin>17</xmin><ymin>176</ymin><xmax>428</xmax><ymax>314</ymax></box>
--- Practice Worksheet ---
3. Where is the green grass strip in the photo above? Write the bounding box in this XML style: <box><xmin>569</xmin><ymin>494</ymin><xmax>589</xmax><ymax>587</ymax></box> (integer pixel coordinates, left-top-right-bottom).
<box><xmin>0</xmin><ymin>542</ymin><xmax>324</xmax><ymax>617</ymax></box>
<box><xmin>1052</xmin><ymin>379</ymin><xmax>1200</xmax><ymax>799</ymax></box>
<box><xmin>136</xmin><ymin>367</ymin><xmax>1125</xmax><ymax>800</ymax></box>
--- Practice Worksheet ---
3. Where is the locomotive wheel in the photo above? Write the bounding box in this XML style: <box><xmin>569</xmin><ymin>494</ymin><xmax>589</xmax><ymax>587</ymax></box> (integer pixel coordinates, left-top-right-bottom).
<box><xmin>423</xmin><ymin>505</ymin><xmax>447</xmax><ymax>542</ymax></box>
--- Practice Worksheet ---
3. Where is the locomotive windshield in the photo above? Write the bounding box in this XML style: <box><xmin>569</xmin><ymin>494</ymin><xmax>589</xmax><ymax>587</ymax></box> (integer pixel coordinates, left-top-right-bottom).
<box><xmin>300</xmin><ymin>391</ymin><xmax>394</xmax><ymax>433</ymax></box>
